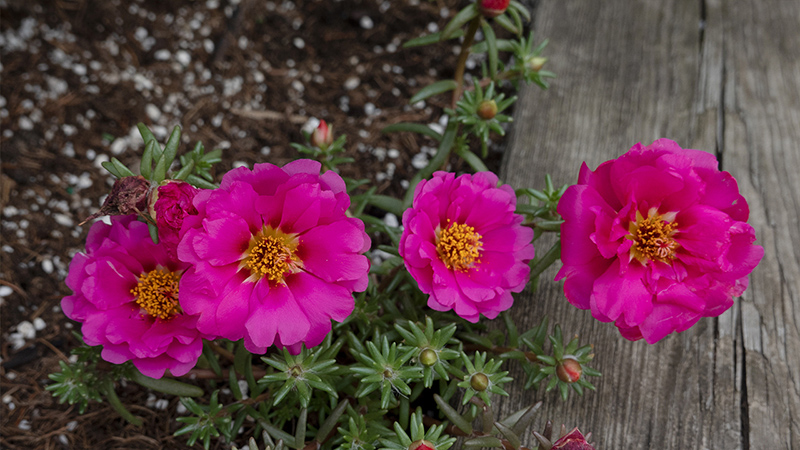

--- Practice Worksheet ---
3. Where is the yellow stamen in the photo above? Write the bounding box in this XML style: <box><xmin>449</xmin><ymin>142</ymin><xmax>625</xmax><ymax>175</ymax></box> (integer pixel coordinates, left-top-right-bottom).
<box><xmin>131</xmin><ymin>269</ymin><xmax>182</xmax><ymax>320</ymax></box>
<box><xmin>243</xmin><ymin>226</ymin><xmax>301</xmax><ymax>283</ymax></box>
<box><xmin>627</xmin><ymin>208</ymin><xmax>679</xmax><ymax>264</ymax></box>
<box><xmin>436</xmin><ymin>220</ymin><xmax>483</xmax><ymax>271</ymax></box>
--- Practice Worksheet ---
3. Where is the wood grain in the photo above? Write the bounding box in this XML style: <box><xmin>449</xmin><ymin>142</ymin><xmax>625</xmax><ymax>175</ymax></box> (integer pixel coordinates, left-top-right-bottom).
<box><xmin>498</xmin><ymin>0</ymin><xmax>799</xmax><ymax>448</ymax></box>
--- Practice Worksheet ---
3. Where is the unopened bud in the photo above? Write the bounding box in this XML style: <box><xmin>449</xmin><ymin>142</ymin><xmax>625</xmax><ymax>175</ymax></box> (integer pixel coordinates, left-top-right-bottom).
<box><xmin>556</xmin><ymin>358</ymin><xmax>582</xmax><ymax>383</ymax></box>
<box><xmin>469</xmin><ymin>372</ymin><xmax>490</xmax><ymax>391</ymax></box>
<box><xmin>480</xmin><ymin>0</ymin><xmax>510</xmax><ymax>18</ymax></box>
<box><xmin>311</xmin><ymin>119</ymin><xmax>334</xmax><ymax>150</ymax></box>
<box><xmin>477</xmin><ymin>100</ymin><xmax>498</xmax><ymax>120</ymax></box>
<box><xmin>419</xmin><ymin>348</ymin><xmax>438</xmax><ymax>367</ymax></box>
<box><xmin>409</xmin><ymin>440</ymin><xmax>436</xmax><ymax>450</ymax></box>
<box><xmin>528</xmin><ymin>57</ymin><xmax>547</xmax><ymax>72</ymax></box>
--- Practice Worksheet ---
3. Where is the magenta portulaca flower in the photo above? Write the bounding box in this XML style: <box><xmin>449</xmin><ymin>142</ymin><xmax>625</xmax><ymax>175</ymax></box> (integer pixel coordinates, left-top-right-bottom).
<box><xmin>556</xmin><ymin>139</ymin><xmax>763</xmax><ymax>343</ymax></box>
<box><xmin>148</xmin><ymin>180</ymin><xmax>199</xmax><ymax>258</ymax></box>
<box><xmin>62</xmin><ymin>215</ymin><xmax>210</xmax><ymax>378</ymax></box>
<box><xmin>177</xmin><ymin>160</ymin><xmax>370</xmax><ymax>353</ymax></box>
<box><xmin>399</xmin><ymin>171</ymin><xmax>534</xmax><ymax>322</ymax></box>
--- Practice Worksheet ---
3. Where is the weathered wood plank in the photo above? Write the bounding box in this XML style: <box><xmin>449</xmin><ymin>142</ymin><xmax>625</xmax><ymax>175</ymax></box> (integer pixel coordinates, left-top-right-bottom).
<box><xmin>495</xmin><ymin>0</ymin><xmax>800</xmax><ymax>447</ymax></box>
<box><xmin>720</xmin><ymin>0</ymin><xmax>800</xmax><ymax>448</ymax></box>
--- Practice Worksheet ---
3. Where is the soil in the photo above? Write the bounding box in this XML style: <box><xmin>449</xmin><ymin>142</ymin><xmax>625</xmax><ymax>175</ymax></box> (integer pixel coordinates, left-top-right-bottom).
<box><xmin>0</xmin><ymin>0</ymin><xmax>515</xmax><ymax>448</ymax></box>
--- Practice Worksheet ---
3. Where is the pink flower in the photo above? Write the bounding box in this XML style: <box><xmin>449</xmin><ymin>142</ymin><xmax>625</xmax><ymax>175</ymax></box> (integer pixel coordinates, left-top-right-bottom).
<box><xmin>399</xmin><ymin>171</ymin><xmax>534</xmax><ymax>322</ymax></box>
<box><xmin>177</xmin><ymin>160</ymin><xmax>370</xmax><ymax>353</ymax></box>
<box><xmin>148</xmin><ymin>180</ymin><xmax>199</xmax><ymax>258</ymax></box>
<box><xmin>62</xmin><ymin>215</ymin><xmax>211</xmax><ymax>378</ymax></box>
<box><xmin>556</xmin><ymin>139</ymin><xmax>763</xmax><ymax>343</ymax></box>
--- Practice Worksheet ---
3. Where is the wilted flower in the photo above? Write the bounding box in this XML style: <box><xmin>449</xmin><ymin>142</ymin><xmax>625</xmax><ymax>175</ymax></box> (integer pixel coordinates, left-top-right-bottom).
<box><xmin>557</xmin><ymin>139</ymin><xmax>763</xmax><ymax>343</ymax></box>
<box><xmin>551</xmin><ymin>428</ymin><xmax>594</xmax><ymax>450</ymax></box>
<box><xmin>535</xmin><ymin>424</ymin><xmax>595</xmax><ymax>450</ymax></box>
<box><xmin>148</xmin><ymin>180</ymin><xmax>199</xmax><ymax>257</ymax></box>
<box><xmin>480</xmin><ymin>0</ymin><xmax>509</xmax><ymax>18</ymax></box>
<box><xmin>399</xmin><ymin>171</ymin><xmax>534</xmax><ymax>322</ymax></box>
<box><xmin>310</xmin><ymin>119</ymin><xmax>334</xmax><ymax>150</ymax></box>
<box><xmin>177</xmin><ymin>160</ymin><xmax>370</xmax><ymax>353</ymax></box>
<box><xmin>79</xmin><ymin>175</ymin><xmax>150</xmax><ymax>225</ymax></box>
<box><xmin>62</xmin><ymin>215</ymin><xmax>210</xmax><ymax>378</ymax></box>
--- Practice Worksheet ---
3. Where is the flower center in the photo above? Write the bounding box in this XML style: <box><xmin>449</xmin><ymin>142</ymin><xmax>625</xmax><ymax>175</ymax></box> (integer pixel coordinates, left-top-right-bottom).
<box><xmin>436</xmin><ymin>220</ymin><xmax>483</xmax><ymax>271</ymax></box>
<box><xmin>131</xmin><ymin>269</ymin><xmax>182</xmax><ymax>320</ymax></box>
<box><xmin>244</xmin><ymin>227</ymin><xmax>301</xmax><ymax>283</ymax></box>
<box><xmin>627</xmin><ymin>208</ymin><xmax>679</xmax><ymax>264</ymax></box>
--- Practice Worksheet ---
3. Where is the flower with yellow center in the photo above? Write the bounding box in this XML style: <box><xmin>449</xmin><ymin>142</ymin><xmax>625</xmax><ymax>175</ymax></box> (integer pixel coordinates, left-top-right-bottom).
<box><xmin>131</xmin><ymin>268</ymin><xmax>182</xmax><ymax>320</ymax></box>
<box><xmin>627</xmin><ymin>208</ymin><xmax>679</xmax><ymax>265</ymax></box>
<box><xmin>436</xmin><ymin>220</ymin><xmax>483</xmax><ymax>271</ymax></box>
<box><xmin>242</xmin><ymin>226</ymin><xmax>302</xmax><ymax>284</ymax></box>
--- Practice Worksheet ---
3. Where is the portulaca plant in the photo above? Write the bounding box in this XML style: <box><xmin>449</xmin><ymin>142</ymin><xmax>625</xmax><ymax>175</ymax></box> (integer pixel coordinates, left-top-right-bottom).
<box><xmin>47</xmin><ymin>1</ymin><xmax>762</xmax><ymax>449</ymax></box>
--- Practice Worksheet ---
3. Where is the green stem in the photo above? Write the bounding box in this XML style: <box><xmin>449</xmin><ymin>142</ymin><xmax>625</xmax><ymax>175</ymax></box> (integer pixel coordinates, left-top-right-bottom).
<box><xmin>529</xmin><ymin>239</ymin><xmax>561</xmax><ymax>282</ymax></box>
<box><xmin>452</xmin><ymin>16</ymin><xmax>482</xmax><ymax>108</ymax></box>
<box><xmin>102</xmin><ymin>382</ymin><xmax>143</xmax><ymax>426</ymax></box>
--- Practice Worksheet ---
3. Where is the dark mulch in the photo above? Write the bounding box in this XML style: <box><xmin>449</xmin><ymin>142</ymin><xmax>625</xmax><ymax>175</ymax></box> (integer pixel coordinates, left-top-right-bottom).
<box><xmin>0</xmin><ymin>0</ymin><xmax>513</xmax><ymax>448</ymax></box>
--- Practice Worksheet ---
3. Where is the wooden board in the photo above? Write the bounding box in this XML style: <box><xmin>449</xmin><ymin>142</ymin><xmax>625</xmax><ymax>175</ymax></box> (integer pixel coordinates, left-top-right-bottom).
<box><xmin>498</xmin><ymin>0</ymin><xmax>800</xmax><ymax>448</ymax></box>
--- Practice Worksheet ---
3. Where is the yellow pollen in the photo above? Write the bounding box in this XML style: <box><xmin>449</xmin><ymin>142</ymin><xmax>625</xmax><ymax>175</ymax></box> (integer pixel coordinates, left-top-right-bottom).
<box><xmin>627</xmin><ymin>208</ymin><xmax>679</xmax><ymax>265</ymax></box>
<box><xmin>244</xmin><ymin>227</ymin><xmax>300</xmax><ymax>283</ymax></box>
<box><xmin>436</xmin><ymin>220</ymin><xmax>483</xmax><ymax>271</ymax></box>
<box><xmin>131</xmin><ymin>269</ymin><xmax>182</xmax><ymax>320</ymax></box>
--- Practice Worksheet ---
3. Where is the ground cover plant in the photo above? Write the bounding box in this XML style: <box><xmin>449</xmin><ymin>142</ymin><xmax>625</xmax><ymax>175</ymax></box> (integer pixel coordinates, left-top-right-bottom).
<box><xmin>1</xmin><ymin>1</ymin><xmax>763</xmax><ymax>449</ymax></box>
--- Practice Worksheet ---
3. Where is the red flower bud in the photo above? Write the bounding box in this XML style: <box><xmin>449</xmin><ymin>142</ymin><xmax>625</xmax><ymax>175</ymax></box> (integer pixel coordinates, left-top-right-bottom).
<box><xmin>551</xmin><ymin>428</ymin><xmax>594</xmax><ymax>450</ymax></box>
<box><xmin>556</xmin><ymin>358</ymin><xmax>582</xmax><ymax>383</ymax></box>
<box><xmin>148</xmin><ymin>180</ymin><xmax>199</xmax><ymax>257</ymax></box>
<box><xmin>79</xmin><ymin>175</ymin><xmax>150</xmax><ymax>225</ymax></box>
<box><xmin>480</xmin><ymin>0</ymin><xmax>510</xmax><ymax>18</ymax></box>
<box><xmin>477</xmin><ymin>100</ymin><xmax>498</xmax><ymax>120</ymax></box>
<box><xmin>409</xmin><ymin>440</ymin><xmax>436</xmax><ymax>450</ymax></box>
<box><xmin>311</xmin><ymin>120</ymin><xmax>334</xmax><ymax>150</ymax></box>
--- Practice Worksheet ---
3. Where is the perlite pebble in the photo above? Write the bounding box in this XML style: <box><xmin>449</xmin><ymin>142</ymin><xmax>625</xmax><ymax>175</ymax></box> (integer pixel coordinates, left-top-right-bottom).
<box><xmin>16</xmin><ymin>321</ymin><xmax>36</xmax><ymax>339</ymax></box>
<box><xmin>175</xmin><ymin>50</ymin><xmax>191</xmax><ymax>66</ymax></box>
<box><xmin>359</xmin><ymin>16</ymin><xmax>374</xmax><ymax>29</ymax></box>
<box><xmin>344</xmin><ymin>77</ymin><xmax>360</xmax><ymax>90</ymax></box>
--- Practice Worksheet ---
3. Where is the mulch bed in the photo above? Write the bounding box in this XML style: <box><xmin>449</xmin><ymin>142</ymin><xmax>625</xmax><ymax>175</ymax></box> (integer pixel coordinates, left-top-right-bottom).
<box><xmin>0</xmin><ymin>0</ymin><xmax>515</xmax><ymax>448</ymax></box>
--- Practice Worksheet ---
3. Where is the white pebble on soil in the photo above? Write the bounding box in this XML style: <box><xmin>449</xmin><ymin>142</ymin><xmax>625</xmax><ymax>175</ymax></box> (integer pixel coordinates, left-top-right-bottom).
<box><xmin>359</xmin><ymin>16</ymin><xmax>374</xmax><ymax>30</ymax></box>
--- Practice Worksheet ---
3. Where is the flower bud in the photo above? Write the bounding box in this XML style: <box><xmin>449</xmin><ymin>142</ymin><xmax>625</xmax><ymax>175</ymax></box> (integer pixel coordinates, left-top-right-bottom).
<box><xmin>556</xmin><ymin>358</ymin><xmax>582</xmax><ymax>383</ymax></box>
<box><xmin>477</xmin><ymin>100</ymin><xmax>498</xmax><ymax>120</ymax></box>
<box><xmin>480</xmin><ymin>0</ymin><xmax>510</xmax><ymax>18</ymax></box>
<box><xmin>528</xmin><ymin>57</ymin><xmax>547</xmax><ymax>72</ymax></box>
<box><xmin>79</xmin><ymin>175</ymin><xmax>150</xmax><ymax>225</ymax></box>
<box><xmin>419</xmin><ymin>348</ymin><xmax>438</xmax><ymax>367</ymax></box>
<box><xmin>148</xmin><ymin>180</ymin><xmax>199</xmax><ymax>257</ymax></box>
<box><xmin>469</xmin><ymin>372</ymin><xmax>490</xmax><ymax>391</ymax></box>
<box><xmin>311</xmin><ymin>120</ymin><xmax>334</xmax><ymax>150</ymax></box>
<box><xmin>551</xmin><ymin>428</ymin><xmax>594</xmax><ymax>450</ymax></box>
<box><xmin>409</xmin><ymin>440</ymin><xmax>436</xmax><ymax>450</ymax></box>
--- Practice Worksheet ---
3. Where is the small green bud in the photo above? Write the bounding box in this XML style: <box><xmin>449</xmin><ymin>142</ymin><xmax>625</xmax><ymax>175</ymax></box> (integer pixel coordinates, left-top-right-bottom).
<box><xmin>528</xmin><ymin>57</ymin><xmax>547</xmax><ymax>72</ymax></box>
<box><xmin>477</xmin><ymin>100</ymin><xmax>498</xmax><ymax>120</ymax></box>
<box><xmin>470</xmin><ymin>372</ymin><xmax>490</xmax><ymax>391</ymax></box>
<box><xmin>419</xmin><ymin>348</ymin><xmax>438</xmax><ymax>367</ymax></box>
